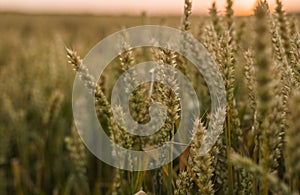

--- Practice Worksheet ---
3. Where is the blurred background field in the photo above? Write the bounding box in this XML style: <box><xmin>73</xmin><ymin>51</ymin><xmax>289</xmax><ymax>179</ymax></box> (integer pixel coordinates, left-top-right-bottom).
<box><xmin>0</xmin><ymin>3</ymin><xmax>300</xmax><ymax>194</ymax></box>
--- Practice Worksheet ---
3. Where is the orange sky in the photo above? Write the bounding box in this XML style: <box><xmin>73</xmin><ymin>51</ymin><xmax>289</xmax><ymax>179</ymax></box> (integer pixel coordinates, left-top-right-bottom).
<box><xmin>0</xmin><ymin>0</ymin><xmax>299</xmax><ymax>16</ymax></box>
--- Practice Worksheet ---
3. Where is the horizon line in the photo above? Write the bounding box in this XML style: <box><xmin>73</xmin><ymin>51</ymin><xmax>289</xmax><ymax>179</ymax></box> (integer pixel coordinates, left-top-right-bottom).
<box><xmin>1</xmin><ymin>10</ymin><xmax>300</xmax><ymax>17</ymax></box>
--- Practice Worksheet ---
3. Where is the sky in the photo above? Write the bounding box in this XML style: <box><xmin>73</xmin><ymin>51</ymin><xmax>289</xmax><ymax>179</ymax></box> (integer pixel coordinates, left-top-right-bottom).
<box><xmin>0</xmin><ymin>0</ymin><xmax>299</xmax><ymax>16</ymax></box>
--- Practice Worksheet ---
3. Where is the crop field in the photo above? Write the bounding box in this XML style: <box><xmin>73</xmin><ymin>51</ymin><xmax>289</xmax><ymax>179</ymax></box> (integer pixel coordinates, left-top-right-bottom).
<box><xmin>0</xmin><ymin>0</ymin><xmax>300</xmax><ymax>194</ymax></box>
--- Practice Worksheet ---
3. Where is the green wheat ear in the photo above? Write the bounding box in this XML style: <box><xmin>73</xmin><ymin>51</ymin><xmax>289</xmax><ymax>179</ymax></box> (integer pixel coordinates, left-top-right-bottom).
<box><xmin>285</xmin><ymin>92</ymin><xmax>300</xmax><ymax>192</ymax></box>
<box><xmin>209</xmin><ymin>1</ymin><xmax>223</xmax><ymax>38</ymax></box>
<box><xmin>230</xmin><ymin>152</ymin><xmax>292</xmax><ymax>195</ymax></box>
<box><xmin>254</xmin><ymin>2</ymin><xmax>274</xmax><ymax>194</ymax></box>
<box><xmin>275</xmin><ymin>0</ymin><xmax>300</xmax><ymax>84</ymax></box>
<box><xmin>188</xmin><ymin>119</ymin><xmax>214</xmax><ymax>195</ymax></box>
<box><xmin>64</xmin><ymin>124</ymin><xmax>90</xmax><ymax>195</ymax></box>
<box><xmin>43</xmin><ymin>90</ymin><xmax>64</xmax><ymax>125</ymax></box>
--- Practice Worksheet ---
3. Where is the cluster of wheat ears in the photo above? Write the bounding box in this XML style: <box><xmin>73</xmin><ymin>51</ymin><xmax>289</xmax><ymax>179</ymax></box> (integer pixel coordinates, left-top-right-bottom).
<box><xmin>0</xmin><ymin>0</ymin><xmax>300</xmax><ymax>194</ymax></box>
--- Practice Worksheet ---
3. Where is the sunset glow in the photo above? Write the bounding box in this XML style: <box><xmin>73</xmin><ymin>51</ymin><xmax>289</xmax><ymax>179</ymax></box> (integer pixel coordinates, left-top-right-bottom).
<box><xmin>0</xmin><ymin>0</ymin><xmax>299</xmax><ymax>16</ymax></box>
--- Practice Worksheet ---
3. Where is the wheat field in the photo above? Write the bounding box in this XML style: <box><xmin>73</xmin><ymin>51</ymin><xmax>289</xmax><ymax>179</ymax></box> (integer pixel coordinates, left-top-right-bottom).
<box><xmin>0</xmin><ymin>0</ymin><xmax>300</xmax><ymax>194</ymax></box>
